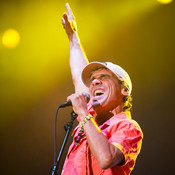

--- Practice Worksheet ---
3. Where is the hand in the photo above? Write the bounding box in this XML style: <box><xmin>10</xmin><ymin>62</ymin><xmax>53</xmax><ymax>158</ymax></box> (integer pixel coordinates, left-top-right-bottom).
<box><xmin>67</xmin><ymin>92</ymin><xmax>89</xmax><ymax>119</ymax></box>
<box><xmin>62</xmin><ymin>3</ymin><xmax>77</xmax><ymax>38</ymax></box>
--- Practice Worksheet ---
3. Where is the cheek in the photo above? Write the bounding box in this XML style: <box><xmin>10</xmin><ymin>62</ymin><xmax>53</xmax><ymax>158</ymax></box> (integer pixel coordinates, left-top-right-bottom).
<box><xmin>89</xmin><ymin>86</ymin><xmax>93</xmax><ymax>96</ymax></box>
<box><xmin>108</xmin><ymin>83</ymin><xmax>121</xmax><ymax>98</ymax></box>
<box><xmin>107</xmin><ymin>81</ymin><xmax>117</xmax><ymax>92</ymax></box>
<box><xmin>103</xmin><ymin>84</ymin><xmax>115</xmax><ymax>102</ymax></box>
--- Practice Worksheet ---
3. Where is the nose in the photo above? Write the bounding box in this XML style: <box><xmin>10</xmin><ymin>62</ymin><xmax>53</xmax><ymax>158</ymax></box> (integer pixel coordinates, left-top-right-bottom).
<box><xmin>91</xmin><ymin>78</ymin><xmax>102</xmax><ymax>86</ymax></box>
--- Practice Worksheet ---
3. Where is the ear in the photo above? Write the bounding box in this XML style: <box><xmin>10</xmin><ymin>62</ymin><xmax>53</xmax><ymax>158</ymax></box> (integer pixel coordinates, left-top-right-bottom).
<box><xmin>121</xmin><ymin>87</ymin><xmax>129</xmax><ymax>96</ymax></box>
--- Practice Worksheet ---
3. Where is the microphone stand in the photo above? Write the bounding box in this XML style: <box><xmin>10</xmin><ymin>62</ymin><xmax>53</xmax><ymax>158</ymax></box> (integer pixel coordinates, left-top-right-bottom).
<box><xmin>50</xmin><ymin>110</ymin><xmax>77</xmax><ymax>175</ymax></box>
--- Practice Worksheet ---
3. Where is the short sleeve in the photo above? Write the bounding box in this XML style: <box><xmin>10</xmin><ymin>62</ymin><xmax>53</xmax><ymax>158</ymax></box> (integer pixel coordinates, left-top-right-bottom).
<box><xmin>108</xmin><ymin>119</ymin><xmax>143</xmax><ymax>166</ymax></box>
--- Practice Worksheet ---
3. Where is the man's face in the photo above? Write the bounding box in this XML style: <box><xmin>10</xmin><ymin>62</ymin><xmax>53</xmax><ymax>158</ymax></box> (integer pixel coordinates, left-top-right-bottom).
<box><xmin>89</xmin><ymin>68</ymin><xmax>123</xmax><ymax>113</ymax></box>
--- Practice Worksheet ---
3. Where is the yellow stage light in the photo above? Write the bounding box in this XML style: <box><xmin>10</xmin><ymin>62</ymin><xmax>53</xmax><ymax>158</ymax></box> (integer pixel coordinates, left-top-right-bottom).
<box><xmin>2</xmin><ymin>29</ymin><xmax>20</xmax><ymax>48</ymax></box>
<box><xmin>157</xmin><ymin>0</ymin><xmax>173</xmax><ymax>4</ymax></box>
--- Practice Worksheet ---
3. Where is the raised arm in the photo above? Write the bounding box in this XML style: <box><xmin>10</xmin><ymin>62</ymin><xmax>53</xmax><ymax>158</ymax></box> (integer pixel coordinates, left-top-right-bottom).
<box><xmin>62</xmin><ymin>3</ymin><xmax>89</xmax><ymax>93</ymax></box>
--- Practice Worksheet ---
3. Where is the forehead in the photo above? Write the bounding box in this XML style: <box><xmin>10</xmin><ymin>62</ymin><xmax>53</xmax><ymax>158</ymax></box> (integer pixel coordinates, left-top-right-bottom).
<box><xmin>90</xmin><ymin>68</ymin><xmax>116</xmax><ymax>79</ymax></box>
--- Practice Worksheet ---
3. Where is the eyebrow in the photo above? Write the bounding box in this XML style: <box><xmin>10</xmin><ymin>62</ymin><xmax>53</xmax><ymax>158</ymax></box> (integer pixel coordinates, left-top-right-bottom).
<box><xmin>90</xmin><ymin>74</ymin><xmax>111</xmax><ymax>82</ymax></box>
<box><xmin>89</xmin><ymin>67</ymin><xmax>107</xmax><ymax>77</ymax></box>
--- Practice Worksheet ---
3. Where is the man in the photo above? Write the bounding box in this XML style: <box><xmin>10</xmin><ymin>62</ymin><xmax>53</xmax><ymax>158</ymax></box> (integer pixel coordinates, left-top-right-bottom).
<box><xmin>61</xmin><ymin>3</ymin><xmax>143</xmax><ymax>175</ymax></box>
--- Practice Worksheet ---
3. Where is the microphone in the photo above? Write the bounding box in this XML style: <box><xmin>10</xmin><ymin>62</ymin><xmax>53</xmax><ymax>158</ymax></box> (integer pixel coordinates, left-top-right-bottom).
<box><xmin>59</xmin><ymin>93</ymin><xmax>90</xmax><ymax>108</ymax></box>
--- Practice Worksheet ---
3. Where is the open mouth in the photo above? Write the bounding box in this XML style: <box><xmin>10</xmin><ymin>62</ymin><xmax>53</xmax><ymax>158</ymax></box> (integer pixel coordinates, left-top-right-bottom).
<box><xmin>94</xmin><ymin>90</ymin><xmax>104</xmax><ymax>97</ymax></box>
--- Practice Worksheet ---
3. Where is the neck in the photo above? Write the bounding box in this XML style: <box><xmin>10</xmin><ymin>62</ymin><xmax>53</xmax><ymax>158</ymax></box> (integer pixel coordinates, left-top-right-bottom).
<box><xmin>111</xmin><ymin>105</ymin><xmax>123</xmax><ymax>115</ymax></box>
<box><xmin>93</xmin><ymin>105</ymin><xmax>123</xmax><ymax>125</ymax></box>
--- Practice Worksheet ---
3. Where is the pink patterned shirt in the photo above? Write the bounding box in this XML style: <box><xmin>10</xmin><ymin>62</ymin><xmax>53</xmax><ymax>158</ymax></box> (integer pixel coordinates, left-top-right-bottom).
<box><xmin>62</xmin><ymin>105</ymin><xmax>143</xmax><ymax>175</ymax></box>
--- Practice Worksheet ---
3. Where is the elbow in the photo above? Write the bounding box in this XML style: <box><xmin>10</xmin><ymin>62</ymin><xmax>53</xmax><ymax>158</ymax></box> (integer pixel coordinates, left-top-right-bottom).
<box><xmin>99</xmin><ymin>163</ymin><xmax>110</xmax><ymax>170</ymax></box>
<box><xmin>98</xmin><ymin>152</ymin><xmax>124</xmax><ymax>170</ymax></box>
<box><xmin>98</xmin><ymin>155</ymin><xmax>114</xmax><ymax>170</ymax></box>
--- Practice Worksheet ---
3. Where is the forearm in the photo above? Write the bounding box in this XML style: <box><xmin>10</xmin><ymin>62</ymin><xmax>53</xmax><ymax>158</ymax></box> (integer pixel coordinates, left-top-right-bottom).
<box><xmin>69</xmin><ymin>33</ymin><xmax>89</xmax><ymax>92</ymax></box>
<box><xmin>81</xmin><ymin>115</ymin><xmax>124</xmax><ymax>169</ymax></box>
<box><xmin>69</xmin><ymin>33</ymin><xmax>88</xmax><ymax>66</ymax></box>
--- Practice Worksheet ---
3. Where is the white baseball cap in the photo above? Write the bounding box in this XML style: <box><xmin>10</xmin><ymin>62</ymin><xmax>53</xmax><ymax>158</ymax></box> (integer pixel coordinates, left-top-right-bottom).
<box><xmin>81</xmin><ymin>62</ymin><xmax>132</xmax><ymax>95</ymax></box>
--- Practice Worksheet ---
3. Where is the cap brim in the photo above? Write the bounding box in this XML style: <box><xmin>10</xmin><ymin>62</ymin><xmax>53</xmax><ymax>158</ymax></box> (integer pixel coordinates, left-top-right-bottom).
<box><xmin>82</xmin><ymin>62</ymin><xmax>109</xmax><ymax>87</ymax></box>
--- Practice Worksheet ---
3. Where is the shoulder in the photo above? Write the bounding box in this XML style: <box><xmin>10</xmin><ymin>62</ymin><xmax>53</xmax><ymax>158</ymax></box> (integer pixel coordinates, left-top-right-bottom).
<box><xmin>106</xmin><ymin>112</ymin><xmax>143</xmax><ymax>137</ymax></box>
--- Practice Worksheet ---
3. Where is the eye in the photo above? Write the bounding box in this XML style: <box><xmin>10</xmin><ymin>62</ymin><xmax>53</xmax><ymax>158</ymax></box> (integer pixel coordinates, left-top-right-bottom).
<box><xmin>100</xmin><ymin>74</ymin><xmax>110</xmax><ymax>80</ymax></box>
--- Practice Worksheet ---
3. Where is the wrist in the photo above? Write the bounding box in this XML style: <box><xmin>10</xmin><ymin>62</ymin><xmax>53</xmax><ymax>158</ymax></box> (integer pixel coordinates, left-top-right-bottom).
<box><xmin>80</xmin><ymin>114</ymin><xmax>101</xmax><ymax>132</ymax></box>
<box><xmin>81</xmin><ymin>114</ymin><xmax>93</xmax><ymax>128</ymax></box>
<box><xmin>79</xmin><ymin>111</ymin><xmax>89</xmax><ymax>121</ymax></box>
<box><xmin>69</xmin><ymin>33</ymin><xmax>80</xmax><ymax>46</ymax></box>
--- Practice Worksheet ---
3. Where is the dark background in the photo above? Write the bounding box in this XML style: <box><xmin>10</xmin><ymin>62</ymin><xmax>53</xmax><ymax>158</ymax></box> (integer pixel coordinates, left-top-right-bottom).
<box><xmin>0</xmin><ymin>0</ymin><xmax>175</xmax><ymax>174</ymax></box>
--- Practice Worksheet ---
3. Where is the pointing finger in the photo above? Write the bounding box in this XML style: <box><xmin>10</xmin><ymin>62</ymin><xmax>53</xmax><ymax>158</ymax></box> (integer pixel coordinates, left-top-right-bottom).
<box><xmin>65</xmin><ymin>3</ymin><xmax>74</xmax><ymax>21</ymax></box>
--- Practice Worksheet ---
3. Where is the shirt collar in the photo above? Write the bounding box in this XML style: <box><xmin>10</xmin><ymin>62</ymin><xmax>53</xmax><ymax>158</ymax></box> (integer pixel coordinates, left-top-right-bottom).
<box><xmin>99</xmin><ymin>111</ymin><xmax>131</xmax><ymax>129</ymax></box>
